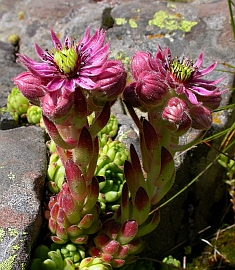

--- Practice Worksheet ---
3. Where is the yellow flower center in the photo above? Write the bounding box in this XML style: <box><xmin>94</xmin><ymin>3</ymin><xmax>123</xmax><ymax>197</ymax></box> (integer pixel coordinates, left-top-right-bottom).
<box><xmin>54</xmin><ymin>47</ymin><xmax>78</xmax><ymax>75</ymax></box>
<box><xmin>170</xmin><ymin>58</ymin><xmax>195</xmax><ymax>82</ymax></box>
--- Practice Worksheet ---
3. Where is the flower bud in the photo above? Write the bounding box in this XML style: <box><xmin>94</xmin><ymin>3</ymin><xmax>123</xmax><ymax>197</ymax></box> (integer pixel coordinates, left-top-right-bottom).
<box><xmin>13</xmin><ymin>72</ymin><xmax>45</xmax><ymax>105</ymax></box>
<box><xmin>122</xmin><ymin>83</ymin><xmax>145</xmax><ymax>110</ymax></box>
<box><xmin>189</xmin><ymin>105</ymin><xmax>212</xmax><ymax>130</ymax></box>
<box><xmin>135</xmin><ymin>70</ymin><xmax>168</xmax><ymax>108</ymax></box>
<box><xmin>89</xmin><ymin>60</ymin><xmax>127</xmax><ymax>108</ymax></box>
<box><xmin>162</xmin><ymin>97</ymin><xmax>192</xmax><ymax>136</ymax></box>
<box><xmin>131</xmin><ymin>51</ymin><xmax>159</xmax><ymax>80</ymax></box>
<box><xmin>41</xmin><ymin>90</ymin><xmax>74</xmax><ymax>124</ymax></box>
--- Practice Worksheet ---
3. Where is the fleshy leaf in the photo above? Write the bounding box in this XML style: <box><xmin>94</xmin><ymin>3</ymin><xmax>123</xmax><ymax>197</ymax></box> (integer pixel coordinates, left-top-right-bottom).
<box><xmin>65</xmin><ymin>159</ymin><xmax>87</xmax><ymax>202</ymax></box>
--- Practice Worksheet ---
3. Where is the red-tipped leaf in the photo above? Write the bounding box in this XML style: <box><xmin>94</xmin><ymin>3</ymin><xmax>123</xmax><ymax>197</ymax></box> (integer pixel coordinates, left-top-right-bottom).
<box><xmin>73</xmin><ymin>126</ymin><xmax>93</xmax><ymax>170</ymax></box>
<box><xmin>89</xmin><ymin>102</ymin><xmax>111</xmax><ymax>137</ymax></box>
<box><xmin>65</xmin><ymin>159</ymin><xmax>87</xmax><ymax>202</ymax></box>
<box><xmin>131</xmin><ymin>187</ymin><xmax>150</xmax><ymax>225</ymax></box>
<box><xmin>116</xmin><ymin>220</ymin><xmax>138</xmax><ymax>245</ymax></box>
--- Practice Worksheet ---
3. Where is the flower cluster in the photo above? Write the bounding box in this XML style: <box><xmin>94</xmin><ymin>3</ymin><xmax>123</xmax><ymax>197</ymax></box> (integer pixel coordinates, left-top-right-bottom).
<box><xmin>13</xmin><ymin>27</ymin><xmax>226</xmax><ymax>270</ymax></box>
<box><xmin>13</xmin><ymin>27</ymin><xmax>126</xmax><ymax>125</ymax></box>
<box><xmin>123</xmin><ymin>46</ymin><xmax>225</xmax><ymax>134</ymax></box>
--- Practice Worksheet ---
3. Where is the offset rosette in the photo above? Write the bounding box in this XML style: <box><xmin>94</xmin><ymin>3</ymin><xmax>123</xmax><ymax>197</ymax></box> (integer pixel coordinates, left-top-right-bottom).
<box><xmin>48</xmin><ymin>159</ymin><xmax>101</xmax><ymax>245</ymax></box>
<box><xmin>96</xmin><ymin>140</ymin><xmax>130</xmax><ymax>212</ymax></box>
<box><xmin>89</xmin><ymin>218</ymin><xmax>146</xmax><ymax>268</ymax></box>
<box><xmin>47</xmin><ymin>152</ymin><xmax>66</xmax><ymax>194</ymax></box>
<box><xmin>29</xmin><ymin>243</ymin><xmax>86</xmax><ymax>270</ymax></box>
<box><xmin>26</xmin><ymin>105</ymin><xmax>42</xmax><ymax>124</ymax></box>
<box><xmin>7</xmin><ymin>86</ymin><xmax>29</xmax><ymax>121</ymax></box>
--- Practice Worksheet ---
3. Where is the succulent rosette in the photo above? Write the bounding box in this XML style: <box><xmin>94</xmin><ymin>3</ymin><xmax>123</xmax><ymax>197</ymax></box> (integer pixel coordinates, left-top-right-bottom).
<box><xmin>47</xmin><ymin>152</ymin><xmax>66</xmax><ymax>194</ymax></box>
<box><xmin>29</xmin><ymin>243</ymin><xmax>86</xmax><ymax>270</ymax></box>
<box><xmin>26</xmin><ymin>105</ymin><xmax>42</xmax><ymax>124</ymax></box>
<box><xmin>96</xmin><ymin>140</ymin><xmax>130</xmax><ymax>212</ymax></box>
<box><xmin>48</xmin><ymin>159</ymin><xmax>101</xmax><ymax>245</ymax></box>
<box><xmin>7</xmin><ymin>86</ymin><xmax>29</xmax><ymax>121</ymax></box>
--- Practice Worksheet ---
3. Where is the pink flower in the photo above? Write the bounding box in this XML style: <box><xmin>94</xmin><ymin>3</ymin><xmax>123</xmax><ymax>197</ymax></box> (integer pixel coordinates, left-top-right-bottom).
<box><xmin>16</xmin><ymin>27</ymin><xmax>123</xmax><ymax>95</ymax></box>
<box><xmin>168</xmin><ymin>51</ymin><xmax>224</xmax><ymax>108</ymax></box>
<box><xmin>124</xmin><ymin>47</ymin><xmax>225</xmax><ymax>112</ymax></box>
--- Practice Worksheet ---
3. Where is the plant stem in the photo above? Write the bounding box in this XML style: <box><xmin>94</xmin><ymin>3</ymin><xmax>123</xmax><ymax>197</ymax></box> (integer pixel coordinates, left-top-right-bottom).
<box><xmin>228</xmin><ymin>0</ymin><xmax>235</xmax><ymax>42</ymax></box>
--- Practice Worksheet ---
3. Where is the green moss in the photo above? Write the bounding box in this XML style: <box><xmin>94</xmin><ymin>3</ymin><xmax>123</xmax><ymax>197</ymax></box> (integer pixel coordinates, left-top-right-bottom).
<box><xmin>0</xmin><ymin>255</ymin><xmax>17</xmax><ymax>270</ymax></box>
<box><xmin>148</xmin><ymin>10</ymin><xmax>197</xmax><ymax>32</ymax></box>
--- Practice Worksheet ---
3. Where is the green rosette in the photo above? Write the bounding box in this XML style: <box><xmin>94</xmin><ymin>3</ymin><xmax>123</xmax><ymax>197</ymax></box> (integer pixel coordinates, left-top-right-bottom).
<box><xmin>7</xmin><ymin>86</ymin><xmax>29</xmax><ymax>121</ymax></box>
<box><xmin>29</xmin><ymin>243</ymin><xmax>86</xmax><ymax>270</ymax></box>
<box><xmin>27</xmin><ymin>105</ymin><xmax>42</xmax><ymax>124</ymax></box>
<box><xmin>47</xmin><ymin>152</ymin><xmax>65</xmax><ymax>194</ymax></box>
<box><xmin>96</xmin><ymin>140</ymin><xmax>130</xmax><ymax>212</ymax></box>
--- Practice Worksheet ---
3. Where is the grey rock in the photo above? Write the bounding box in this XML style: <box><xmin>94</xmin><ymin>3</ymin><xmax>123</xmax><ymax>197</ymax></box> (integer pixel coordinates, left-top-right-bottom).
<box><xmin>0</xmin><ymin>112</ymin><xmax>18</xmax><ymax>130</ymax></box>
<box><xmin>0</xmin><ymin>126</ymin><xmax>47</xmax><ymax>269</ymax></box>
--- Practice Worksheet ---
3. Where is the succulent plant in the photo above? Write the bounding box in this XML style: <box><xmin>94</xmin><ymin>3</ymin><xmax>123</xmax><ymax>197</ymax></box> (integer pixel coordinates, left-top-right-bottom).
<box><xmin>47</xmin><ymin>152</ymin><xmax>66</xmax><ymax>194</ymax></box>
<box><xmin>29</xmin><ymin>243</ymin><xmax>86</xmax><ymax>270</ymax></box>
<box><xmin>7</xmin><ymin>86</ymin><xmax>29</xmax><ymax>121</ymax></box>
<box><xmin>96</xmin><ymin>140</ymin><xmax>130</xmax><ymax>212</ymax></box>
<box><xmin>27</xmin><ymin>105</ymin><xmax>42</xmax><ymax>124</ymax></box>
<box><xmin>48</xmin><ymin>159</ymin><xmax>101</xmax><ymax>245</ymax></box>
<box><xmin>79</xmin><ymin>257</ymin><xmax>112</xmax><ymax>270</ymax></box>
<box><xmin>161</xmin><ymin>255</ymin><xmax>181</xmax><ymax>270</ymax></box>
<box><xmin>88</xmin><ymin>114</ymin><xmax>119</xmax><ymax>140</ymax></box>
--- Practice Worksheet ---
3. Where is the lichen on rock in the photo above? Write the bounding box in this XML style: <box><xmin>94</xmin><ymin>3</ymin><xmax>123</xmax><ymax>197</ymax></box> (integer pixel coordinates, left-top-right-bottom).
<box><xmin>148</xmin><ymin>10</ymin><xmax>198</xmax><ymax>32</ymax></box>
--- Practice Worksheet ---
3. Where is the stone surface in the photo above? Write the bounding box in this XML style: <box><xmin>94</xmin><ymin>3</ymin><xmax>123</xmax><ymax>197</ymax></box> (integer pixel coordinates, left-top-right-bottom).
<box><xmin>0</xmin><ymin>0</ymin><xmax>235</xmax><ymax>268</ymax></box>
<box><xmin>0</xmin><ymin>126</ymin><xmax>47</xmax><ymax>269</ymax></box>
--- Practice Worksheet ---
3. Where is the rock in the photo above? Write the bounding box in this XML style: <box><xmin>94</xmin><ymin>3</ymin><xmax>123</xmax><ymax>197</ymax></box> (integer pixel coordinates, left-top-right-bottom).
<box><xmin>0</xmin><ymin>126</ymin><xmax>47</xmax><ymax>269</ymax></box>
<box><xmin>0</xmin><ymin>0</ymin><xmax>235</xmax><ymax>267</ymax></box>
<box><xmin>0</xmin><ymin>112</ymin><xmax>18</xmax><ymax>130</ymax></box>
<box><xmin>0</xmin><ymin>41</ymin><xmax>24</xmax><ymax>108</ymax></box>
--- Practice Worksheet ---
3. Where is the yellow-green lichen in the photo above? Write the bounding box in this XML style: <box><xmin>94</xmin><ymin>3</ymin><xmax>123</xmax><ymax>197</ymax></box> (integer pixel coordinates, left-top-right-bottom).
<box><xmin>0</xmin><ymin>255</ymin><xmax>16</xmax><ymax>270</ymax></box>
<box><xmin>11</xmin><ymin>245</ymin><xmax>20</xmax><ymax>251</ymax></box>
<box><xmin>148</xmin><ymin>10</ymin><xmax>197</xmax><ymax>32</ymax></box>
<box><xmin>8</xmin><ymin>228</ymin><xmax>18</xmax><ymax>237</ymax></box>
<box><xmin>115</xmin><ymin>18</ymin><xmax>127</xmax><ymax>25</ymax></box>
<box><xmin>129</xmin><ymin>18</ymin><xmax>138</xmax><ymax>28</ymax></box>
<box><xmin>7</xmin><ymin>172</ymin><xmax>15</xmax><ymax>180</ymax></box>
<box><xmin>0</xmin><ymin>228</ymin><xmax>5</xmax><ymax>242</ymax></box>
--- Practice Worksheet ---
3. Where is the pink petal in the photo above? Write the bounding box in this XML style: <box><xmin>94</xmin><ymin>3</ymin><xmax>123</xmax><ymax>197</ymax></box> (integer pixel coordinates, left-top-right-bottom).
<box><xmin>191</xmin><ymin>86</ymin><xmax>219</xmax><ymax>96</ymax></box>
<box><xmin>193</xmin><ymin>52</ymin><xmax>203</xmax><ymax>69</ymax></box>
<box><xmin>184</xmin><ymin>89</ymin><xmax>199</xmax><ymax>105</ymax></box>
<box><xmin>50</xmin><ymin>29</ymin><xmax>62</xmax><ymax>50</ymax></box>
<box><xmin>47</xmin><ymin>78</ymin><xmax>65</xmax><ymax>91</ymax></box>
<box><xmin>195</xmin><ymin>61</ymin><xmax>217</xmax><ymax>78</ymax></box>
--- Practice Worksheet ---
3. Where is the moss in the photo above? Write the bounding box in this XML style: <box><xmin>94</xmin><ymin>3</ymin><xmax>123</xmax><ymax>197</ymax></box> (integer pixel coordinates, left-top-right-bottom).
<box><xmin>0</xmin><ymin>255</ymin><xmax>17</xmax><ymax>270</ymax></box>
<box><xmin>148</xmin><ymin>10</ymin><xmax>197</xmax><ymax>32</ymax></box>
